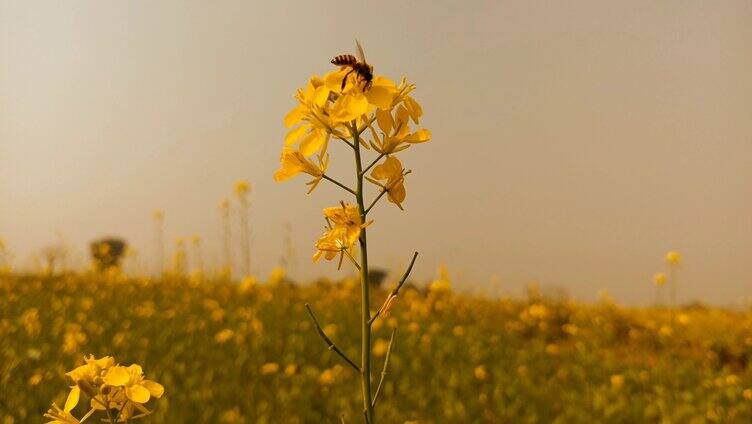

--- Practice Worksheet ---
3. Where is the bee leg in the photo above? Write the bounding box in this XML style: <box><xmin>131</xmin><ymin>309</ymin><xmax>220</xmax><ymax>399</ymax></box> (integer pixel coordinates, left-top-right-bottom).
<box><xmin>341</xmin><ymin>68</ymin><xmax>355</xmax><ymax>92</ymax></box>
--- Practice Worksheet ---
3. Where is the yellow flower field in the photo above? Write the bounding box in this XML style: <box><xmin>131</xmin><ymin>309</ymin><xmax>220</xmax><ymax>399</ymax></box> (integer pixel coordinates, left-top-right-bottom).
<box><xmin>2</xmin><ymin>272</ymin><xmax>752</xmax><ymax>423</ymax></box>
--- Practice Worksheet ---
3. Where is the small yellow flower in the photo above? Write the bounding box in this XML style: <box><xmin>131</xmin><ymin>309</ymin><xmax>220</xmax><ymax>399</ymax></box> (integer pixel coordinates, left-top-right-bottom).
<box><xmin>366</xmin><ymin>156</ymin><xmax>409</xmax><ymax>209</ymax></box>
<box><xmin>273</xmin><ymin>148</ymin><xmax>328</xmax><ymax>193</ymax></box>
<box><xmin>610</xmin><ymin>374</ymin><xmax>625</xmax><ymax>389</ymax></box>
<box><xmin>313</xmin><ymin>203</ymin><xmax>372</xmax><ymax>265</ymax></box>
<box><xmin>373</xmin><ymin>338</ymin><xmax>390</xmax><ymax>357</ymax></box>
<box><xmin>234</xmin><ymin>180</ymin><xmax>250</xmax><ymax>196</ymax></box>
<box><xmin>665</xmin><ymin>251</ymin><xmax>682</xmax><ymax>265</ymax></box>
<box><xmin>284</xmin><ymin>76</ymin><xmax>342</xmax><ymax>157</ymax></box>
<box><xmin>284</xmin><ymin>364</ymin><xmax>297</xmax><ymax>376</ymax></box>
<box><xmin>268</xmin><ymin>266</ymin><xmax>286</xmax><ymax>284</ymax></box>
<box><xmin>28</xmin><ymin>372</ymin><xmax>44</xmax><ymax>386</ymax></box>
<box><xmin>369</xmin><ymin>105</ymin><xmax>431</xmax><ymax>155</ymax></box>
<box><xmin>318</xmin><ymin>368</ymin><xmax>336</xmax><ymax>385</ymax></box>
<box><xmin>102</xmin><ymin>364</ymin><xmax>164</xmax><ymax>405</ymax></box>
<box><xmin>474</xmin><ymin>366</ymin><xmax>487</xmax><ymax>381</ymax></box>
<box><xmin>215</xmin><ymin>328</ymin><xmax>235</xmax><ymax>344</ymax></box>
<box><xmin>260</xmin><ymin>362</ymin><xmax>280</xmax><ymax>375</ymax></box>
<box><xmin>152</xmin><ymin>209</ymin><xmax>164</xmax><ymax>222</ymax></box>
<box><xmin>653</xmin><ymin>272</ymin><xmax>667</xmax><ymax>286</ymax></box>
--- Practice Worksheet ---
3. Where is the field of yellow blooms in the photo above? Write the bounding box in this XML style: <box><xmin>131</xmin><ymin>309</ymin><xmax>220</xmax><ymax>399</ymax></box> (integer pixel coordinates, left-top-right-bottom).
<box><xmin>2</xmin><ymin>271</ymin><xmax>752</xmax><ymax>423</ymax></box>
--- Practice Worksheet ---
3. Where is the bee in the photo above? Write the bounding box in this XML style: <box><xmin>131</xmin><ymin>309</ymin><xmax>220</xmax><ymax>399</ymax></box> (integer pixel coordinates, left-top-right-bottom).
<box><xmin>330</xmin><ymin>40</ymin><xmax>374</xmax><ymax>92</ymax></box>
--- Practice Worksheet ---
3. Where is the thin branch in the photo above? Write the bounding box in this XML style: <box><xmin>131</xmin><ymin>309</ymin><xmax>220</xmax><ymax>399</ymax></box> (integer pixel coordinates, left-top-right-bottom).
<box><xmin>370</xmin><ymin>252</ymin><xmax>419</xmax><ymax>325</ymax></box>
<box><xmin>360</xmin><ymin>152</ymin><xmax>387</xmax><ymax>177</ymax></box>
<box><xmin>334</xmin><ymin>133</ymin><xmax>356</xmax><ymax>149</ymax></box>
<box><xmin>364</xmin><ymin>189</ymin><xmax>388</xmax><ymax>215</ymax></box>
<box><xmin>322</xmin><ymin>174</ymin><xmax>356</xmax><ymax>196</ymax></box>
<box><xmin>305</xmin><ymin>303</ymin><xmax>361</xmax><ymax>372</ymax></box>
<box><xmin>343</xmin><ymin>249</ymin><xmax>361</xmax><ymax>270</ymax></box>
<box><xmin>371</xmin><ymin>328</ymin><xmax>396</xmax><ymax>407</ymax></box>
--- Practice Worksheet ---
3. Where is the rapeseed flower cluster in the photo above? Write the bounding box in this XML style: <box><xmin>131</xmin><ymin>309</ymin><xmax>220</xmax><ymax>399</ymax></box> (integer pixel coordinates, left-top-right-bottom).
<box><xmin>44</xmin><ymin>355</ymin><xmax>163</xmax><ymax>424</ymax></box>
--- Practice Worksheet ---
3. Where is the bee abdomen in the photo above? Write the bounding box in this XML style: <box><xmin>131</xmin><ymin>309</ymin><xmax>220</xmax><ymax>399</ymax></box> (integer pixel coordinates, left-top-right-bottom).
<box><xmin>331</xmin><ymin>54</ymin><xmax>358</xmax><ymax>66</ymax></box>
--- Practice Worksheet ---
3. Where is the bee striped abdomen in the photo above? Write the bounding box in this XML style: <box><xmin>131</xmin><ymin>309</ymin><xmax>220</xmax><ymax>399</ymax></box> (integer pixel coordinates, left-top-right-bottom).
<box><xmin>331</xmin><ymin>54</ymin><xmax>358</xmax><ymax>66</ymax></box>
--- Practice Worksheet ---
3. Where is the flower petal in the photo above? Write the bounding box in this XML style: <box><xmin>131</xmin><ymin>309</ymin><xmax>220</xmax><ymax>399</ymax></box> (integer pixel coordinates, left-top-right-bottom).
<box><xmin>331</xmin><ymin>93</ymin><xmax>368</xmax><ymax>123</ymax></box>
<box><xmin>404</xmin><ymin>96</ymin><xmax>423</xmax><ymax>124</ymax></box>
<box><xmin>284</xmin><ymin>125</ymin><xmax>309</xmax><ymax>146</ymax></box>
<box><xmin>103</xmin><ymin>366</ymin><xmax>130</xmax><ymax>386</ymax></box>
<box><xmin>312</xmin><ymin>86</ymin><xmax>330</xmax><ymax>107</ymax></box>
<box><xmin>284</xmin><ymin>105</ymin><xmax>306</xmax><ymax>128</ymax></box>
<box><xmin>405</xmin><ymin>128</ymin><xmax>431</xmax><ymax>143</ymax></box>
<box><xmin>141</xmin><ymin>380</ymin><xmax>165</xmax><ymax>399</ymax></box>
<box><xmin>64</xmin><ymin>386</ymin><xmax>80</xmax><ymax>412</ymax></box>
<box><xmin>375</xmin><ymin>109</ymin><xmax>393</xmax><ymax>134</ymax></box>
<box><xmin>126</xmin><ymin>384</ymin><xmax>151</xmax><ymax>404</ymax></box>
<box><xmin>299</xmin><ymin>130</ymin><xmax>326</xmax><ymax>157</ymax></box>
<box><xmin>366</xmin><ymin>85</ymin><xmax>395</xmax><ymax>110</ymax></box>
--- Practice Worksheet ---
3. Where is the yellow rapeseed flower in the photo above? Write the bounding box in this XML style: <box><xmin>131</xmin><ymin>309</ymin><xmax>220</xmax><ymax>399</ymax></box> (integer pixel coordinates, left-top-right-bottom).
<box><xmin>366</xmin><ymin>156</ymin><xmax>409</xmax><ymax>209</ymax></box>
<box><xmin>665</xmin><ymin>251</ymin><xmax>682</xmax><ymax>265</ymax></box>
<box><xmin>474</xmin><ymin>365</ymin><xmax>488</xmax><ymax>381</ymax></box>
<box><xmin>215</xmin><ymin>328</ymin><xmax>235</xmax><ymax>344</ymax></box>
<box><xmin>273</xmin><ymin>148</ymin><xmax>328</xmax><ymax>193</ymax></box>
<box><xmin>260</xmin><ymin>362</ymin><xmax>280</xmax><ymax>375</ymax></box>
<box><xmin>234</xmin><ymin>180</ymin><xmax>250</xmax><ymax>196</ymax></box>
<box><xmin>102</xmin><ymin>364</ymin><xmax>164</xmax><ymax>405</ymax></box>
<box><xmin>610</xmin><ymin>374</ymin><xmax>625</xmax><ymax>389</ymax></box>
<box><xmin>313</xmin><ymin>203</ymin><xmax>372</xmax><ymax>266</ymax></box>
<box><xmin>369</xmin><ymin>105</ymin><xmax>431</xmax><ymax>155</ymax></box>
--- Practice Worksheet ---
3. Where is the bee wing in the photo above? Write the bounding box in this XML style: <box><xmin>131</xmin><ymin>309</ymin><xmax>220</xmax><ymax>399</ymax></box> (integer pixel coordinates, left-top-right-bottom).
<box><xmin>355</xmin><ymin>39</ymin><xmax>367</xmax><ymax>64</ymax></box>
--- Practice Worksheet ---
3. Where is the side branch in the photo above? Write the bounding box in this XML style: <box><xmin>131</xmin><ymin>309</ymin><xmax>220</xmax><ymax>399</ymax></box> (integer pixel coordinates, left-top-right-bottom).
<box><xmin>305</xmin><ymin>303</ymin><xmax>361</xmax><ymax>372</ymax></box>
<box><xmin>371</xmin><ymin>328</ymin><xmax>396</xmax><ymax>407</ymax></box>
<box><xmin>334</xmin><ymin>133</ymin><xmax>356</xmax><ymax>149</ymax></box>
<box><xmin>360</xmin><ymin>152</ymin><xmax>387</xmax><ymax>177</ymax></box>
<box><xmin>322</xmin><ymin>174</ymin><xmax>356</xmax><ymax>196</ymax></box>
<box><xmin>370</xmin><ymin>251</ymin><xmax>419</xmax><ymax>325</ymax></box>
<box><xmin>364</xmin><ymin>189</ymin><xmax>388</xmax><ymax>215</ymax></box>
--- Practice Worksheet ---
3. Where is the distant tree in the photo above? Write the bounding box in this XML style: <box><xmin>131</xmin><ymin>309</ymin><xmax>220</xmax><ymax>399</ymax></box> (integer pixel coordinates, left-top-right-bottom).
<box><xmin>90</xmin><ymin>238</ymin><xmax>127</xmax><ymax>271</ymax></box>
<box><xmin>368</xmin><ymin>268</ymin><xmax>388</xmax><ymax>290</ymax></box>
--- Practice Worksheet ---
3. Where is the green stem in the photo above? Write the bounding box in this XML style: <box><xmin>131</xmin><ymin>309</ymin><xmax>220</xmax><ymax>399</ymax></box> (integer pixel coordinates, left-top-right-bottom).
<box><xmin>372</xmin><ymin>328</ymin><xmax>396</xmax><ymax>408</ymax></box>
<box><xmin>353</xmin><ymin>121</ymin><xmax>375</xmax><ymax>423</ymax></box>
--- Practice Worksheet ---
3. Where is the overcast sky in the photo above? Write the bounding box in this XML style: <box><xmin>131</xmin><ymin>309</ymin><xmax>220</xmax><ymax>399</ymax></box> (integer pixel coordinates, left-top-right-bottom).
<box><xmin>1</xmin><ymin>1</ymin><xmax>750</xmax><ymax>304</ymax></box>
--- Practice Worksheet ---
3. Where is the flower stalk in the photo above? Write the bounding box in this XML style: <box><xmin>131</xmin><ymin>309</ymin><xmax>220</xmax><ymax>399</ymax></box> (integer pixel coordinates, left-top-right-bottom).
<box><xmin>273</xmin><ymin>41</ymin><xmax>431</xmax><ymax>422</ymax></box>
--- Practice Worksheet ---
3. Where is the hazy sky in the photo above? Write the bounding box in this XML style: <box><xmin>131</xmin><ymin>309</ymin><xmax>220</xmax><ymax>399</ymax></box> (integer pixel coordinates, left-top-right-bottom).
<box><xmin>1</xmin><ymin>1</ymin><xmax>751</xmax><ymax>304</ymax></box>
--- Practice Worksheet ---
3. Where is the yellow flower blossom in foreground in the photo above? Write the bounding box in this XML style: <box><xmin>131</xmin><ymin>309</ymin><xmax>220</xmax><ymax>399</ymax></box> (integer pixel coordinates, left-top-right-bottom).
<box><xmin>46</xmin><ymin>355</ymin><xmax>163</xmax><ymax>424</ymax></box>
<box><xmin>366</xmin><ymin>156</ymin><xmax>409</xmax><ymax>209</ymax></box>
<box><xmin>665</xmin><ymin>251</ymin><xmax>681</xmax><ymax>265</ymax></box>
<box><xmin>102</xmin><ymin>364</ymin><xmax>164</xmax><ymax>406</ymax></box>
<box><xmin>273</xmin><ymin>148</ymin><xmax>328</xmax><ymax>193</ymax></box>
